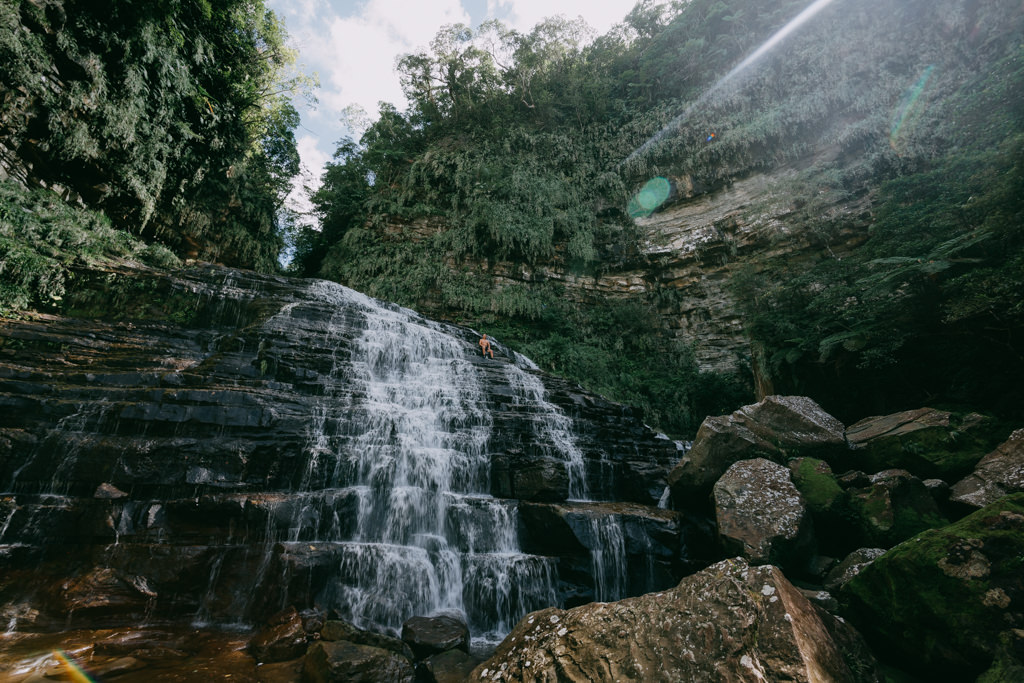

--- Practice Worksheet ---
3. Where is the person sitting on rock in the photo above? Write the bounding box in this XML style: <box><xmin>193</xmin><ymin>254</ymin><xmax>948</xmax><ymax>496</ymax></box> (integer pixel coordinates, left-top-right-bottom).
<box><xmin>478</xmin><ymin>334</ymin><xmax>494</xmax><ymax>359</ymax></box>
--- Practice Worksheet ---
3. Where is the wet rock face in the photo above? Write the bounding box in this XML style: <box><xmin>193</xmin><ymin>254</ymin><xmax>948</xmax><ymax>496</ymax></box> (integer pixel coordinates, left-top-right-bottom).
<box><xmin>401</xmin><ymin>614</ymin><xmax>470</xmax><ymax>660</ymax></box>
<box><xmin>0</xmin><ymin>264</ymin><xmax>680</xmax><ymax>640</ymax></box>
<box><xmin>303</xmin><ymin>640</ymin><xmax>415</xmax><ymax>683</ymax></box>
<box><xmin>841</xmin><ymin>493</ymin><xmax>1024</xmax><ymax>679</ymax></box>
<box><xmin>471</xmin><ymin>557</ymin><xmax>882</xmax><ymax>683</ymax></box>
<box><xmin>517</xmin><ymin>501</ymin><xmax>688</xmax><ymax>607</ymax></box>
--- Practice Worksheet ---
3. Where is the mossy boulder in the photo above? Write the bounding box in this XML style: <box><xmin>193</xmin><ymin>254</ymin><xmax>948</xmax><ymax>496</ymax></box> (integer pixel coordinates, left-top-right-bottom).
<box><xmin>846</xmin><ymin>469</ymin><xmax>948</xmax><ymax>547</ymax></box>
<box><xmin>840</xmin><ymin>493</ymin><xmax>1024</xmax><ymax>679</ymax></box>
<box><xmin>976</xmin><ymin>629</ymin><xmax>1024</xmax><ymax>683</ymax></box>
<box><xmin>789</xmin><ymin>457</ymin><xmax>855</xmax><ymax>554</ymax></box>
<box><xmin>669</xmin><ymin>396</ymin><xmax>847</xmax><ymax>507</ymax></box>
<box><xmin>951</xmin><ymin>428</ymin><xmax>1024</xmax><ymax>509</ymax></box>
<box><xmin>845</xmin><ymin>408</ymin><xmax>1004</xmax><ymax>481</ymax></box>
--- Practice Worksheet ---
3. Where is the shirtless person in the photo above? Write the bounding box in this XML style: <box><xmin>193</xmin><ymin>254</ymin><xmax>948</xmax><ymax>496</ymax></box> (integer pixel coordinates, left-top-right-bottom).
<box><xmin>478</xmin><ymin>334</ymin><xmax>494</xmax><ymax>359</ymax></box>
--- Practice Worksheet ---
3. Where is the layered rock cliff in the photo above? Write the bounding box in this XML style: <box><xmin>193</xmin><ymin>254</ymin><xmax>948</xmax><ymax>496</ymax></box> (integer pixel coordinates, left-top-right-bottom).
<box><xmin>0</xmin><ymin>263</ymin><xmax>686</xmax><ymax>642</ymax></box>
<box><xmin>385</xmin><ymin>166</ymin><xmax>871</xmax><ymax>379</ymax></box>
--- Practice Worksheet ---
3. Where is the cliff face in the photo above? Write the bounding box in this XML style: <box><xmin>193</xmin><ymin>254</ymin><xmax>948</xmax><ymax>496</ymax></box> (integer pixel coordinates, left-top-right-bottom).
<box><xmin>0</xmin><ymin>263</ymin><xmax>685</xmax><ymax>643</ymax></box>
<box><xmin>414</xmin><ymin>166</ymin><xmax>871</xmax><ymax>377</ymax></box>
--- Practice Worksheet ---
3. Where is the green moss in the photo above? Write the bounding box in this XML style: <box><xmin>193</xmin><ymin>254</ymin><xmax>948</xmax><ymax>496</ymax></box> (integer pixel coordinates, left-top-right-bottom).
<box><xmin>841</xmin><ymin>493</ymin><xmax>1024</xmax><ymax>678</ymax></box>
<box><xmin>791</xmin><ymin>458</ymin><xmax>844</xmax><ymax>511</ymax></box>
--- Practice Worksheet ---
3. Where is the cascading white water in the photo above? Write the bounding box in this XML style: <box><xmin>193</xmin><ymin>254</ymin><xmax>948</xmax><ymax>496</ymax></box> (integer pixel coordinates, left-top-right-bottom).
<box><xmin>503</xmin><ymin>365</ymin><xmax>589</xmax><ymax>501</ymax></box>
<box><xmin>588</xmin><ymin>515</ymin><xmax>627</xmax><ymax>602</ymax></box>
<box><xmin>252</xmin><ymin>281</ymin><xmax>558</xmax><ymax>644</ymax></box>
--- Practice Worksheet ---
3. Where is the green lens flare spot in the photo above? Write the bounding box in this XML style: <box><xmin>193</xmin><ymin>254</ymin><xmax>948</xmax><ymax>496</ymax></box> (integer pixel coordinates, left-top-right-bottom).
<box><xmin>628</xmin><ymin>177</ymin><xmax>672</xmax><ymax>218</ymax></box>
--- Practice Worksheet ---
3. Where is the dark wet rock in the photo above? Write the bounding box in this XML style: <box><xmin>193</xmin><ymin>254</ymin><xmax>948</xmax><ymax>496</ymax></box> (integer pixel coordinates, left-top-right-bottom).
<box><xmin>303</xmin><ymin>639</ymin><xmax>414</xmax><ymax>683</ymax></box>
<box><xmin>977</xmin><ymin>629</ymin><xmax>1024</xmax><ymax>683</ymax></box>
<box><xmin>668</xmin><ymin>396</ymin><xmax>847</xmax><ymax>506</ymax></box>
<box><xmin>401</xmin><ymin>614</ymin><xmax>469</xmax><ymax>660</ymax></box>
<box><xmin>92</xmin><ymin>656</ymin><xmax>146</xmax><ymax>677</ymax></box>
<box><xmin>59</xmin><ymin>568</ymin><xmax>157</xmax><ymax>621</ymax></box>
<box><xmin>799</xmin><ymin>587</ymin><xmax>840</xmax><ymax>612</ymax></box>
<box><xmin>951</xmin><ymin>428</ymin><xmax>1024</xmax><ymax>508</ymax></box>
<box><xmin>713</xmin><ymin>458</ymin><xmax>814</xmax><ymax>569</ymax></box>
<box><xmin>471</xmin><ymin>557</ymin><xmax>881</xmax><ymax>682</ymax></box>
<box><xmin>299</xmin><ymin>606</ymin><xmax>326</xmax><ymax>634</ymax></box>
<box><xmin>846</xmin><ymin>469</ymin><xmax>948</xmax><ymax>547</ymax></box>
<box><xmin>255</xmin><ymin>657</ymin><xmax>306</xmax><ymax>682</ymax></box>
<box><xmin>837</xmin><ymin>470</ymin><xmax>872</xmax><ymax>489</ymax></box>
<box><xmin>518</xmin><ymin>500</ymin><xmax>684</xmax><ymax>606</ymax></box>
<box><xmin>845</xmin><ymin>408</ymin><xmax>1000</xmax><ymax>480</ymax></box>
<box><xmin>0</xmin><ymin>264</ymin><xmax>681</xmax><ymax>633</ymax></box>
<box><xmin>841</xmin><ymin>493</ymin><xmax>1024</xmax><ymax>679</ymax></box>
<box><xmin>923</xmin><ymin>478</ymin><xmax>951</xmax><ymax>504</ymax></box>
<box><xmin>94</xmin><ymin>482</ymin><xmax>128</xmax><ymax>499</ymax></box>
<box><xmin>824</xmin><ymin>548</ymin><xmax>886</xmax><ymax>592</ymax></box>
<box><xmin>417</xmin><ymin>648</ymin><xmax>480</xmax><ymax>683</ymax></box>
<box><xmin>248</xmin><ymin>608</ymin><xmax>308</xmax><ymax>663</ymax></box>
<box><xmin>320</xmin><ymin>619</ymin><xmax>415</xmax><ymax>661</ymax></box>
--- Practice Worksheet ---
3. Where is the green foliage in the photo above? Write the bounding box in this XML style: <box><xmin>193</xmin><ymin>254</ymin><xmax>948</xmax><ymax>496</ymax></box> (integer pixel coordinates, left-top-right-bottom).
<box><xmin>733</xmin><ymin>131</ymin><xmax>1024</xmax><ymax>420</ymax></box>
<box><xmin>0</xmin><ymin>0</ymin><xmax>307</xmax><ymax>270</ymax></box>
<box><xmin>299</xmin><ymin>0</ymin><xmax>1023</xmax><ymax>430</ymax></box>
<box><xmin>0</xmin><ymin>179</ymin><xmax>177</xmax><ymax>315</ymax></box>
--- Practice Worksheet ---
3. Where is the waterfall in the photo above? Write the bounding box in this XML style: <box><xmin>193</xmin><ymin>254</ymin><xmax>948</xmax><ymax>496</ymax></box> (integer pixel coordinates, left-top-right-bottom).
<box><xmin>249</xmin><ymin>281</ymin><xmax>557</xmax><ymax>644</ymax></box>
<box><xmin>503</xmin><ymin>365</ymin><xmax>589</xmax><ymax>501</ymax></box>
<box><xmin>588</xmin><ymin>515</ymin><xmax>627</xmax><ymax>602</ymax></box>
<box><xmin>0</xmin><ymin>266</ymin><xmax>681</xmax><ymax>651</ymax></box>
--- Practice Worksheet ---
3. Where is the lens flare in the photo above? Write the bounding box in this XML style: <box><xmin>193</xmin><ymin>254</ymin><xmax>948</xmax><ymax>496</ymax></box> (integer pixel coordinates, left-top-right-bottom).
<box><xmin>53</xmin><ymin>650</ymin><xmax>97</xmax><ymax>683</ymax></box>
<box><xmin>624</xmin><ymin>0</ymin><xmax>838</xmax><ymax>165</ymax></box>
<box><xmin>890</xmin><ymin>65</ymin><xmax>935</xmax><ymax>152</ymax></box>
<box><xmin>628</xmin><ymin>177</ymin><xmax>672</xmax><ymax>218</ymax></box>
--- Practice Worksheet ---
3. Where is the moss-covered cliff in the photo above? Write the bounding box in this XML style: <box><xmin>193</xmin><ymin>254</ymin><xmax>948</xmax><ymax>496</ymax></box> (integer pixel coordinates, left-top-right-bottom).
<box><xmin>294</xmin><ymin>0</ymin><xmax>1024</xmax><ymax>435</ymax></box>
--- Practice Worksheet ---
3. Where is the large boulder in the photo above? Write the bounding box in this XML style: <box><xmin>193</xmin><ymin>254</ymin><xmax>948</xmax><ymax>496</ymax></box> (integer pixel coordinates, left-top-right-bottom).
<box><xmin>845</xmin><ymin>469</ymin><xmax>948</xmax><ymax>547</ymax></box>
<box><xmin>713</xmin><ymin>458</ymin><xmax>815</xmax><ymax>569</ymax></box>
<box><xmin>401</xmin><ymin>614</ymin><xmax>470</xmax><ymax>660</ymax></box>
<box><xmin>824</xmin><ymin>548</ymin><xmax>886</xmax><ymax>592</ymax></box>
<box><xmin>951</xmin><ymin>429</ymin><xmax>1024</xmax><ymax>508</ymax></box>
<box><xmin>845</xmin><ymin>408</ymin><xmax>999</xmax><ymax>480</ymax></box>
<box><xmin>789</xmin><ymin>457</ymin><xmax>854</xmax><ymax>555</ymax></box>
<box><xmin>303</xmin><ymin>640</ymin><xmax>414</xmax><ymax>683</ymax></box>
<box><xmin>668</xmin><ymin>396</ymin><xmax>846</xmax><ymax>506</ymax></box>
<box><xmin>841</xmin><ymin>493</ymin><xmax>1024</xmax><ymax>679</ymax></box>
<box><xmin>471</xmin><ymin>557</ymin><xmax>880</xmax><ymax>682</ymax></box>
<box><xmin>320</xmin><ymin>619</ymin><xmax>415</xmax><ymax>661</ymax></box>
<box><xmin>417</xmin><ymin>648</ymin><xmax>480</xmax><ymax>683</ymax></box>
<box><xmin>247</xmin><ymin>607</ymin><xmax>308</xmax><ymax>663</ymax></box>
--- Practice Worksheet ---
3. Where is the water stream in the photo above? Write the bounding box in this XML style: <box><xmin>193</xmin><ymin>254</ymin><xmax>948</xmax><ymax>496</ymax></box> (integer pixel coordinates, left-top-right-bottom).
<box><xmin>242</xmin><ymin>280</ymin><xmax>561</xmax><ymax>645</ymax></box>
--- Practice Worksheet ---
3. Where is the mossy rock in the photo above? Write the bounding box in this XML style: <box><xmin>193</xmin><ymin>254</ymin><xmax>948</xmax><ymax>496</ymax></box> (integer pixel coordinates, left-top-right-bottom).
<box><xmin>976</xmin><ymin>629</ymin><xmax>1024</xmax><ymax>683</ymax></box>
<box><xmin>790</xmin><ymin>457</ymin><xmax>845</xmax><ymax>513</ymax></box>
<box><xmin>846</xmin><ymin>470</ymin><xmax>948</xmax><ymax>547</ymax></box>
<box><xmin>845</xmin><ymin>408</ymin><xmax>1008</xmax><ymax>481</ymax></box>
<box><xmin>789</xmin><ymin>457</ymin><xmax>856</xmax><ymax>555</ymax></box>
<box><xmin>841</xmin><ymin>493</ymin><xmax>1024</xmax><ymax>679</ymax></box>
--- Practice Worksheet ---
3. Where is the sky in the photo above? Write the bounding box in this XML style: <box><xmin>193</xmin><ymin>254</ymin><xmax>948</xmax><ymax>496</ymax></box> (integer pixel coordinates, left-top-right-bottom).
<box><xmin>265</xmin><ymin>0</ymin><xmax>642</xmax><ymax>219</ymax></box>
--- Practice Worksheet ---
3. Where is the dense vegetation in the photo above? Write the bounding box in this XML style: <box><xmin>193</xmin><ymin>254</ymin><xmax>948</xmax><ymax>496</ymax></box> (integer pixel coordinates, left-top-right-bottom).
<box><xmin>0</xmin><ymin>0</ymin><xmax>305</xmax><ymax>276</ymax></box>
<box><xmin>293</xmin><ymin>0</ymin><xmax>1024</xmax><ymax>435</ymax></box>
<box><xmin>1</xmin><ymin>0</ymin><xmax>1021</xmax><ymax>436</ymax></box>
